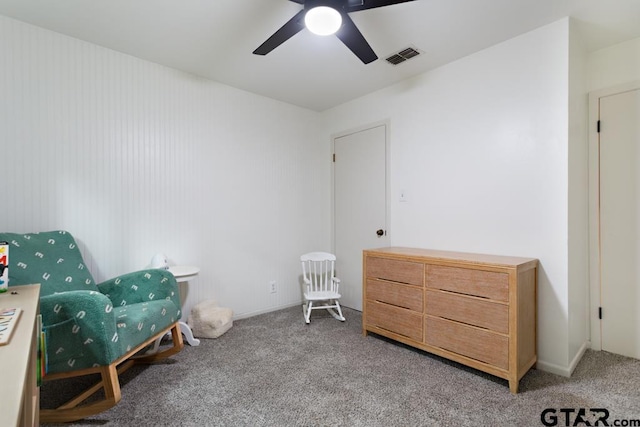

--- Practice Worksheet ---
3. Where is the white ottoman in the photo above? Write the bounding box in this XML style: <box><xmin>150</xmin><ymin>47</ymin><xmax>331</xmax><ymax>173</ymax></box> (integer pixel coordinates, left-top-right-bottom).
<box><xmin>187</xmin><ymin>300</ymin><xmax>233</xmax><ymax>339</ymax></box>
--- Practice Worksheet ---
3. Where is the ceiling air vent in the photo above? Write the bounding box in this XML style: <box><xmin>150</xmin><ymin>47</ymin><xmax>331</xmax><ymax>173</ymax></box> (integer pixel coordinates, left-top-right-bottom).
<box><xmin>385</xmin><ymin>47</ymin><xmax>421</xmax><ymax>65</ymax></box>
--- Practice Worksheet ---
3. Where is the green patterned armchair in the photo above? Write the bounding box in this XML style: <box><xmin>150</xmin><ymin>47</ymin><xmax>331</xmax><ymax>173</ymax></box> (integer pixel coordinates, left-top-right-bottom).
<box><xmin>0</xmin><ymin>230</ymin><xmax>184</xmax><ymax>423</ymax></box>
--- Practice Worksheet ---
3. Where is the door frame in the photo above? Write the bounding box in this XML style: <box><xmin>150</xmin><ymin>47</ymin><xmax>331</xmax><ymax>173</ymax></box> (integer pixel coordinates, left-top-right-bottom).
<box><xmin>331</xmin><ymin>119</ymin><xmax>391</xmax><ymax>255</ymax></box>
<box><xmin>588</xmin><ymin>80</ymin><xmax>640</xmax><ymax>351</ymax></box>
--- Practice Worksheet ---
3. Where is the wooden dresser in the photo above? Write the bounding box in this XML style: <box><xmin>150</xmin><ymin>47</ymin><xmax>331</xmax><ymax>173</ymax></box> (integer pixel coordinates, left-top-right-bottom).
<box><xmin>363</xmin><ymin>247</ymin><xmax>537</xmax><ymax>393</ymax></box>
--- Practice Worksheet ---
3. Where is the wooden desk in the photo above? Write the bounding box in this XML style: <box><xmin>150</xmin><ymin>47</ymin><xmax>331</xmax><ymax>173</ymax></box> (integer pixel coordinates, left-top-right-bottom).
<box><xmin>0</xmin><ymin>284</ymin><xmax>40</xmax><ymax>426</ymax></box>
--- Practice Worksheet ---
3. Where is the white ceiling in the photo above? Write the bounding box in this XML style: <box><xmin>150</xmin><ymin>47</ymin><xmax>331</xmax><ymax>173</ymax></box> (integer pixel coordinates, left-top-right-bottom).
<box><xmin>1</xmin><ymin>0</ymin><xmax>639</xmax><ymax>111</ymax></box>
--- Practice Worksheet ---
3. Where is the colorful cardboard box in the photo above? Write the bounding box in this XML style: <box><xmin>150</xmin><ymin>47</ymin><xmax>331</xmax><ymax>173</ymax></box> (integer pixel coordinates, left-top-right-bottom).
<box><xmin>0</xmin><ymin>241</ymin><xmax>8</xmax><ymax>293</ymax></box>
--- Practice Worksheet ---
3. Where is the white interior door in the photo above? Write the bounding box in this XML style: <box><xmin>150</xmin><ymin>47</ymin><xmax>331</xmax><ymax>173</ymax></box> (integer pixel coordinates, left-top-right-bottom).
<box><xmin>334</xmin><ymin>124</ymin><xmax>389</xmax><ymax>311</ymax></box>
<box><xmin>600</xmin><ymin>88</ymin><xmax>640</xmax><ymax>359</ymax></box>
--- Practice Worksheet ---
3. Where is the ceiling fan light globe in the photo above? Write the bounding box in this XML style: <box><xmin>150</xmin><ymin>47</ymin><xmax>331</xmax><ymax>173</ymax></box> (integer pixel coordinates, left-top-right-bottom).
<box><xmin>304</xmin><ymin>6</ymin><xmax>342</xmax><ymax>36</ymax></box>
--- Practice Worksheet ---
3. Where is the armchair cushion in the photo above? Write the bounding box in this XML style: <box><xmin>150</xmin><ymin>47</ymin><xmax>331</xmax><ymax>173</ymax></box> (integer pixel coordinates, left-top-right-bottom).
<box><xmin>112</xmin><ymin>299</ymin><xmax>179</xmax><ymax>355</ymax></box>
<box><xmin>1</xmin><ymin>231</ymin><xmax>96</xmax><ymax>296</ymax></box>
<box><xmin>98</xmin><ymin>269</ymin><xmax>182</xmax><ymax>357</ymax></box>
<box><xmin>98</xmin><ymin>269</ymin><xmax>181</xmax><ymax>316</ymax></box>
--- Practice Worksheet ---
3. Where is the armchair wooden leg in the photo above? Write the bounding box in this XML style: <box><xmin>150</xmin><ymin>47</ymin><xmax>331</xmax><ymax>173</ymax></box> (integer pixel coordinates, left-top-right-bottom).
<box><xmin>39</xmin><ymin>322</ymin><xmax>183</xmax><ymax>423</ymax></box>
<box><xmin>133</xmin><ymin>323</ymin><xmax>184</xmax><ymax>363</ymax></box>
<box><xmin>40</xmin><ymin>364</ymin><xmax>122</xmax><ymax>423</ymax></box>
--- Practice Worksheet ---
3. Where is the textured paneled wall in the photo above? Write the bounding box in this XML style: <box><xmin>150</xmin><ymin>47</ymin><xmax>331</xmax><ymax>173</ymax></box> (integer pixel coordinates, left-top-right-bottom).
<box><xmin>0</xmin><ymin>15</ymin><xmax>329</xmax><ymax>319</ymax></box>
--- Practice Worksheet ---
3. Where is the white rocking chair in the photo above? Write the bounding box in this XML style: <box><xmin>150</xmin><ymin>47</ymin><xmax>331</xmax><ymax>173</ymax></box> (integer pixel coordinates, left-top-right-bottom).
<box><xmin>301</xmin><ymin>252</ymin><xmax>346</xmax><ymax>324</ymax></box>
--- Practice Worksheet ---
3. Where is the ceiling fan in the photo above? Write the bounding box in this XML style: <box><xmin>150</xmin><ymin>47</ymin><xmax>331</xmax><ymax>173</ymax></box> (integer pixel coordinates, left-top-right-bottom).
<box><xmin>253</xmin><ymin>0</ymin><xmax>416</xmax><ymax>64</ymax></box>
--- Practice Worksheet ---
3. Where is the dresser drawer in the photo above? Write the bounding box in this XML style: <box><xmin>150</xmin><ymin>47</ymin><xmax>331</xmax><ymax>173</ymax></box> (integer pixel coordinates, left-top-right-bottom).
<box><xmin>366</xmin><ymin>279</ymin><xmax>423</xmax><ymax>312</ymax></box>
<box><xmin>366</xmin><ymin>256</ymin><xmax>424</xmax><ymax>286</ymax></box>
<box><xmin>426</xmin><ymin>265</ymin><xmax>509</xmax><ymax>302</ymax></box>
<box><xmin>425</xmin><ymin>289</ymin><xmax>508</xmax><ymax>334</ymax></box>
<box><xmin>365</xmin><ymin>301</ymin><xmax>423</xmax><ymax>341</ymax></box>
<box><xmin>425</xmin><ymin>316</ymin><xmax>508</xmax><ymax>370</ymax></box>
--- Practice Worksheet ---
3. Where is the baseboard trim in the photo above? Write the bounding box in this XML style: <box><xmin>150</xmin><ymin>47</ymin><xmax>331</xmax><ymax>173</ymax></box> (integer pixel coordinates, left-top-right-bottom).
<box><xmin>233</xmin><ymin>301</ymin><xmax>302</xmax><ymax>321</ymax></box>
<box><xmin>568</xmin><ymin>341</ymin><xmax>589</xmax><ymax>375</ymax></box>
<box><xmin>536</xmin><ymin>360</ymin><xmax>571</xmax><ymax>377</ymax></box>
<box><xmin>536</xmin><ymin>341</ymin><xmax>589</xmax><ymax>377</ymax></box>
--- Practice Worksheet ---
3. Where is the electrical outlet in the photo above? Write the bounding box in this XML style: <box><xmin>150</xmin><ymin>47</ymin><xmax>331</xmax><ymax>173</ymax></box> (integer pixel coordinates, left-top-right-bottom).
<box><xmin>269</xmin><ymin>280</ymin><xmax>277</xmax><ymax>294</ymax></box>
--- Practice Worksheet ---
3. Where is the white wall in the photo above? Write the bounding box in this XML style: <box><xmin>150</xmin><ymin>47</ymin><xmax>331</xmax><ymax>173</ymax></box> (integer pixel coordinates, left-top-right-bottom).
<box><xmin>588</xmin><ymin>36</ymin><xmax>640</xmax><ymax>91</ymax></box>
<box><xmin>567</xmin><ymin>19</ymin><xmax>590</xmax><ymax>372</ymax></box>
<box><xmin>321</xmin><ymin>19</ymin><xmax>573</xmax><ymax>372</ymax></box>
<box><xmin>0</xmin><ymin>15</ymin><xmax>329</xmax><ymax>320</ymax></box>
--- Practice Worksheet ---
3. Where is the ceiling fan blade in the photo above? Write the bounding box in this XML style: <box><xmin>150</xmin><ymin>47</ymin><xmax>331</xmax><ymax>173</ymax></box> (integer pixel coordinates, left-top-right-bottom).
<box><xmin>346</xmin><ymin>0</ymin><xmax>416</xmax><ymax>12</ymax></box>
<box><xmin>288</xmin><ymin>0</ymin><xmax>304</xmax><ymax>3</ymax></box>
<box><xmin>253</xmin><ymin>10</ymin><xmax>306</xmax><ymax>56</ymax></box>
<box><xmin>335</xmin><ymin>13</ymin><xmax>377</xmax><ymax>64</ymax></box>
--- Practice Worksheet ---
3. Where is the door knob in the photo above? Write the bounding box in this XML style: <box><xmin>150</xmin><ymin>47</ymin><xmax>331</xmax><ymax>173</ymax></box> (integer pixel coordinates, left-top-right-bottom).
<box><xmin>376</xmin><ymin>229</ymin><xmax>384</xmax><ymax>237</ymax></box>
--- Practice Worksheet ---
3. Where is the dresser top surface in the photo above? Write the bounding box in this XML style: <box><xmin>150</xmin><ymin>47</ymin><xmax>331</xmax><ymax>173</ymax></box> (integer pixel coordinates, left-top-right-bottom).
<box><xmin>364</xmin><ymin>247</ymin><xmax>538</xmax><ymax>269</ymax></box>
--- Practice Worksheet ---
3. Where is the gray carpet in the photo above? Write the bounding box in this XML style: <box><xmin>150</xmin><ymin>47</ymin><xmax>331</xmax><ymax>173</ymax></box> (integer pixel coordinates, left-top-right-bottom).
<box><xmin>41</xmin><ymin>306</ymin><xmax>640</xmax><ymax>426</ymax></box>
